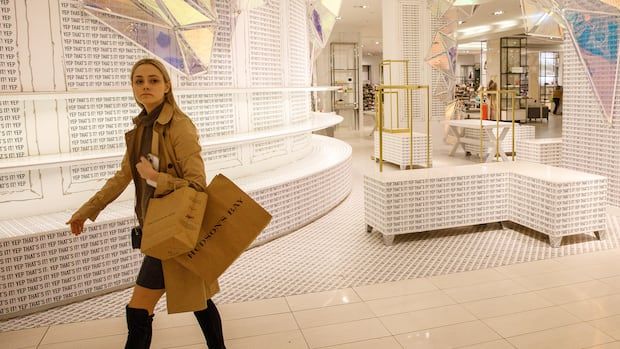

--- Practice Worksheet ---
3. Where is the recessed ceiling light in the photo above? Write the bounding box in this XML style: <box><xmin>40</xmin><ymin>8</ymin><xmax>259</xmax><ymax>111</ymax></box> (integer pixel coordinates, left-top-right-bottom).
<box><xmin>353</xmin><ymin>5</ymin><xmax>368</xmax><ymax>9</ymax></box>
<box><xmin>360</xmin><ymin>44</ymin><xmax>364</xmax><ymax>48</ymax></box>
<box><xmin>458</xmin><ymin>20</ymin><xmax>464</xmax><ymax>24</ymax></box>
<box><xmin>375</xmin><ymin>41</ymin><xmax>380</xmax><ymax>44</ymax></box>
<box><xmin>336</xmin><ymin>16</ymin><xmax>342</xmax><ymax>20</ymax></box>
<box><xmin>493</xmin><ymin>10</ymin><xmax>504</xmax><ymax>16</ymax></box>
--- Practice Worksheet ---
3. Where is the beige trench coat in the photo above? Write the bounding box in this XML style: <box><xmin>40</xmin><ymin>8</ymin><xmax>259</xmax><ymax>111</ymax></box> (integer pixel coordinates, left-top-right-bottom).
<box><xmin>73</xmin><ymin>101</ymin><xmax>219</xmax><ymax>313</ymax></box>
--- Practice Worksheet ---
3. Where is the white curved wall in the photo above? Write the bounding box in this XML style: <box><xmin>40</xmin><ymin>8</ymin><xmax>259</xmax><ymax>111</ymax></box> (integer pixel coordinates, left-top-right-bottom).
<box><xmin>0</xmin><ymin>0</ymin><xmax>324</xmax><ymax>219</ymax></box>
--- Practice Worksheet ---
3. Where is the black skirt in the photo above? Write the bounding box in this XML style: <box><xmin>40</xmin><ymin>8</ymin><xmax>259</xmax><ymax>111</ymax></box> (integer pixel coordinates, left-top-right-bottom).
<box><xmin>136</xmin><ymin>255</ymin><xmax>165</xmax><ymax>289</ymax></box>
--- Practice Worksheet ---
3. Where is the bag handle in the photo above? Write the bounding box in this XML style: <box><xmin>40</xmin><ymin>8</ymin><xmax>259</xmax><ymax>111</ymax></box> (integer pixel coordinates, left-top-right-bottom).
<box><xmin>150</xmin><ymin>128</ymin><xmax>182</xmax><ymax>191</ymax></box>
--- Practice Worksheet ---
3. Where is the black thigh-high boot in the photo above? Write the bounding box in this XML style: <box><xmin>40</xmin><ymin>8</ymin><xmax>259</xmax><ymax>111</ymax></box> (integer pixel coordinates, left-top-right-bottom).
<box><xmin>125</xmin><ymin>306</ymin><xmax>154</xmax><ymax>349</ymax></box>
<box><xmin>194</xmin><ymin>299</ymin><xmax>226</xmax><ymax>349</ymax></box>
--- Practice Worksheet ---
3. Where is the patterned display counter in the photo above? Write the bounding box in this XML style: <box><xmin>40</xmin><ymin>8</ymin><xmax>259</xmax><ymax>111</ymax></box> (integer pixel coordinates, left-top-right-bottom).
<box><xmin>517</xmin><ymin>138</ymin><xmax>562</xmax><ymax>166</ymax></box>
<box><xmin>0</xmin><ymin>135</ymin><xmax>352</xmax><ymax>319</ymax></box>
<box><xmin>372</xmin><ymin>131</ymin><xmax>432</xmax><ymax>169</ymax></box>
<box><xmin>364</xmin><ymin>161</ymin><xmax>607</xmax><ymax>247</ymax></box>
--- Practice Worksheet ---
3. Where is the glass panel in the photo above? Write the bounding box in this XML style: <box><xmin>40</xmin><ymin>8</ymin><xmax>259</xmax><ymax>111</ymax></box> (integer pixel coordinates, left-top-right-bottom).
<box><xmin>521</xmin><ymin>0</ymin><xmax>563</xmax><ymax>39</ymax></box>
<box><xmin>88</xmin><ymin>11</ymin><xmax>186</xmax><ymax>71</ymax></box>
<box><xmin>309</xmin><ymin>4</ymin><xmax>337</xmax><ymax>47</ymax></box>
<box><xmin>193</xmin><ymin>0</ymin><xmax>217</xmax><ymax>18</ymax></box>
<box><xmin>180</xmin><ymin>27</ymin><xmax>215</xmax><ymax>67</ymax></box>
<box><xmin>139</xmin><ymin>0</ymin><xmax>173</xmax><ymax>25</ymax></box>
<box><xmin>82</xmin><ymin>0</ymin><xmax>170</xmax><ymax>26</ymax></box>
<box><xmin>162</xmin><ymin>0</ymin><xmax>211</xmax><ymax>25</ymax></box>
<box><xmin>178</xmin><ymin>38</ymin><xmax>208</xmax><ymax>75</ymax></box>
<box><xmin>443</xmin><ymin>5</ymin><xmax>473</xmax><ymax>23</ymax></box>
<box><xmin>438</xmin><ymin>21</ymin><xmax>458</xmax><ymax>35</ymax></box>
<box><xmin>566</xmin><ymin>10</ymin><xmax>619</xmax><ymax>121</ymax></box>
<box><xmin>81</xmin><ymin>0</ymin><xmax>219</xmax><ymax>76</ymax></box>
<box><xmin>320</xmin><ymin>0</ymin><xmax>342</xmax><ymax>16</ymax></box>
<box><xmin>429</xmin><ymin>0</ymin><xmax>454</xmax><ymax>18</ymax></box>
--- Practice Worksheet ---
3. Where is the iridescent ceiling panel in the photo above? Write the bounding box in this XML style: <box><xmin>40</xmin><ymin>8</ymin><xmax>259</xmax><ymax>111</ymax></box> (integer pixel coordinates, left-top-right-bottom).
<box><xmin>308</xmin><ymin>0</ymin><xmax>341</xmax><ymax>48</ymax></box>
<box><xmin>565</xmin><ymin>10</ymin><xmax>620</xmax><ymax>123</ymax></box>
<box><xmin>427</xmin><ymin>1</ymin><xmax>476</xmax><ymax>103</ymax></box>
<box><xmin>180</xmin><ymin>27</ymin><xmax>215</xmax><ymax>67</ymax></box>
<box><xmin>426</xmin><ymin>32</ymin><xmax>457</xmax><ymax>77</ymax></box>
<box><xmin>443</xmin><ymin>4</ymin><xmax>476</xmax><ymax>23</ymax></box>
<box><xmin>429</xmin><ymin>0</ymin><xmax>455</xmax><ymax>19</ymax></box>
<box><xmin>83</xmin><ymin>0</ymin><xmax>170</xmax><ymax>26</ymax></box>
<box><xmin>162</xmin><ymin>0</ymin><xmax>213</xmax><ymax>25</ymax></box>
<box><xmin>520</xmin><ymin>0</ymin><xmax>563</xmax><ymax>39</ymax></box>
<box><xmin>81</xmin><ymin>0</ymin><xmax>218</xmax><ymax>76</ymax></box>
<box><xmin>139</xmin><ymin>0</ymin><xmax>173</xmax><ymax>25</ymax></box>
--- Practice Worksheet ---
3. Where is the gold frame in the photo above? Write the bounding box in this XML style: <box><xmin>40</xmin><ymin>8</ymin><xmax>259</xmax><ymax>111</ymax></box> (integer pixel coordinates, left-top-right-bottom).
<box><xmin>376</xmin><ymin>84</ymin><xmax>431</xmax><ymax>172</ymax></box>
<box><xmin>379</xmin><ymin>60</ymin><xmax>411</xmax><ymax>131</ymax></box>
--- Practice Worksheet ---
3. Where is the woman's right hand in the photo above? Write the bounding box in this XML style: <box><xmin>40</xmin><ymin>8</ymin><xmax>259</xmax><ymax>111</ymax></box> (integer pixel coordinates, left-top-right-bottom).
<box><xmin>66</xmin><ymin>215</ymin><xmax>86</xmax><ymax>236</ymax></box>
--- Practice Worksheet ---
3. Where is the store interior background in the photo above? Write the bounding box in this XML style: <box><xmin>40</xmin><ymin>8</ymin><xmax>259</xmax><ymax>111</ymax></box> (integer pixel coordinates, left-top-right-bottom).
<box><xmin>3</xmin><ymin>0</ymin><xmax>620</xmax><ymax>348</ymax></box>
<box><xmin>316</xmin><ymin>0</ymin><xmax>563</xmax><ymax>135</ymax></box>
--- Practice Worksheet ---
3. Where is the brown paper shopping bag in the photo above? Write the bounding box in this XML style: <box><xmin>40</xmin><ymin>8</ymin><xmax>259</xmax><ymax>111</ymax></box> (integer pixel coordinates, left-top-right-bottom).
<box><xmin>141</xmin><ymin>186</ymin><xmax>208</xmax><ymax>260</ymax></box>
<box><xmin>173</xmin><ymin>174</ymin><xmax>272</xmax><ymax>285</ymax></box>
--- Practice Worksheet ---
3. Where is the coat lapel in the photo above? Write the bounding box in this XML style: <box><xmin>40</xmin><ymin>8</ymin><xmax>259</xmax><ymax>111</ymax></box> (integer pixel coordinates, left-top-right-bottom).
<box><xmin>124</xmin><ymin>128</ymin><xmax>137</xmax><ymax>162</ymax></box>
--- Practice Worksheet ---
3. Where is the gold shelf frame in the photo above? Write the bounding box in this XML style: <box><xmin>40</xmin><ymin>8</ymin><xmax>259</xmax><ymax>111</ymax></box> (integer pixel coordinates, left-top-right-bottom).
<box><xmin>376</xmin><ymin>84</ymin><xmax>431</xmax><ymax>172</ymax></box>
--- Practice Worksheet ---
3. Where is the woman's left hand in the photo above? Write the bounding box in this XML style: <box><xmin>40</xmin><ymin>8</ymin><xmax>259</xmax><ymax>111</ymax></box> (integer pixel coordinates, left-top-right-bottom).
<box><xmin>136</xmin><ymin>156</ymin><xmax>158</xmax><ymax>181</ymax></box>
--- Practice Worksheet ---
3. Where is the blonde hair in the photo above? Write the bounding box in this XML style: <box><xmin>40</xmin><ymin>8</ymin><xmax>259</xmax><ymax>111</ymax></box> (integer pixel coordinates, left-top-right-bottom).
<box><xmin>130</xmin><ymin>58</ymin><xmax>178</xmax><ymax>109</ymax></box>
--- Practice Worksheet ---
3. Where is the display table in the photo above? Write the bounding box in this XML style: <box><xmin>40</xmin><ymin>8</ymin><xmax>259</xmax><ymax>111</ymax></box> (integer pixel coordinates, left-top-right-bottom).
<box><xmin>446</xmin><ymin>120</ymin><xmax>513</xmax><ymax>162</ymax></box>
<box><xmin>364</xmin><ymin>161</ymin><xmax>607</xmax><ymax>247</ymax></box>
<box><xmin>461</xmin><ymin>124</ymin><xmax>535</xmax><ymax>157</ymax></box>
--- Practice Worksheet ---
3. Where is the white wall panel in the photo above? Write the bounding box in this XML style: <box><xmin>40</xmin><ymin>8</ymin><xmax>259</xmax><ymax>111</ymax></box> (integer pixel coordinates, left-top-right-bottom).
<box><xmin>561</xmin><ymin>39</ymin><xmax>620</xmax><ymax>205</ymax></box>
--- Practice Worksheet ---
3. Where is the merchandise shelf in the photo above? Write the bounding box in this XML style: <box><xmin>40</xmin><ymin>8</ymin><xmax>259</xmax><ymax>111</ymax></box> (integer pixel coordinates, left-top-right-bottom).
<box><xmin>0</xmin><ymin>86</ymin><xmax>339</xmax><ymax>101</ymax></box>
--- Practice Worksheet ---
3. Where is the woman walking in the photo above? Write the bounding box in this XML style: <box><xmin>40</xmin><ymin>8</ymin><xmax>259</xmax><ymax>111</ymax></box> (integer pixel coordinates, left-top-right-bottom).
<box><xmin>67</xmin><ymin>58</ymin><xmax>225</xmax><ymax>349</ymax></box>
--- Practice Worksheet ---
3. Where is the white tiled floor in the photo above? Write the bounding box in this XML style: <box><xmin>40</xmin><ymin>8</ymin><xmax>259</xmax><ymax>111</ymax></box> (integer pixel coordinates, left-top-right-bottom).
<box><xmin>4</xmin><ymin>115</ymin><xmax>620</xmax><ymax>348</ymax></box>
<box><xmin>3</xmin><ymin>248</ymin><xmax>620</xmax><ymax>348</ymax></box>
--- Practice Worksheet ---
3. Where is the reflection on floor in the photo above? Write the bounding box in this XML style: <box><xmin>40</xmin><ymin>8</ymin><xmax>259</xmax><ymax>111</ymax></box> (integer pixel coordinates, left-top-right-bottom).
<box><xmin>5</xmin><ymin>116</ymin><xmax>620</xmax><ymax>348</ymax></box>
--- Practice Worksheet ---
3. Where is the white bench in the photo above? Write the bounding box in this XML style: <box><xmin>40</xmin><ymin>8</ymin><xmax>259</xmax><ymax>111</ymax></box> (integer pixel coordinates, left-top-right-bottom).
<box><xmin>364</xmin><ymin>161</ymin><xmax>607</xmax><ymax>247</ymax></box>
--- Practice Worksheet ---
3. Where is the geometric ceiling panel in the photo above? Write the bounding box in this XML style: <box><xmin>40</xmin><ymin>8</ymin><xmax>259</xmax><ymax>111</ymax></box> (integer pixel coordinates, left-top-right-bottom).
<box><xmin>428</xmin><ymin>0</ymin><xmax>455</xmax><ymax>19</ymax></box>
<box><xmin>80</xmin><ymin>0</ymin><xmax>218</xmax><ymax>76</ymax></box>
<box><xmin>163</xmin><ymin>0</ymin><xmax>213</xmax><ymax>25</ymax></box>
<box><xmin>434</xmin><ymin>74</ymin><xmax>449</xmax><ymax>98</ymax></box>
<box><xmin>434</xmin><ymin>73</ymin><xmax>456</xmax><ymax>103</ymax></box>
<box><xmin>426</xmin><ymin>1</ymin><xmax>475</xmax><ymax>103</ymax></box>
<box><xmin>520</xmin><ymin>0</ymin><xmax>563</xmax><ymax>39</ymax></box>
<box><xmin>307</xmin><ymin>0</ymin><xmax>342</xmax><ymax>48</ymax></box>
<box><xmin>442</xmin><ymin>4</ymin><xmax>477</xmax><ymax>24</ymax></box>
<box><xmin>437</xmin><ymin>21</ymin><xmax>458</xmax><ymax>36</ymax></box>
<box><xmin>565</xmin><ymin>9</ymin><xmax>620</xmax><ymax>123</ymax></box>
<box><xmin>426</xmin><ymin>32</ymin><xmax>457</xmax><ymax>77</ymax></box>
